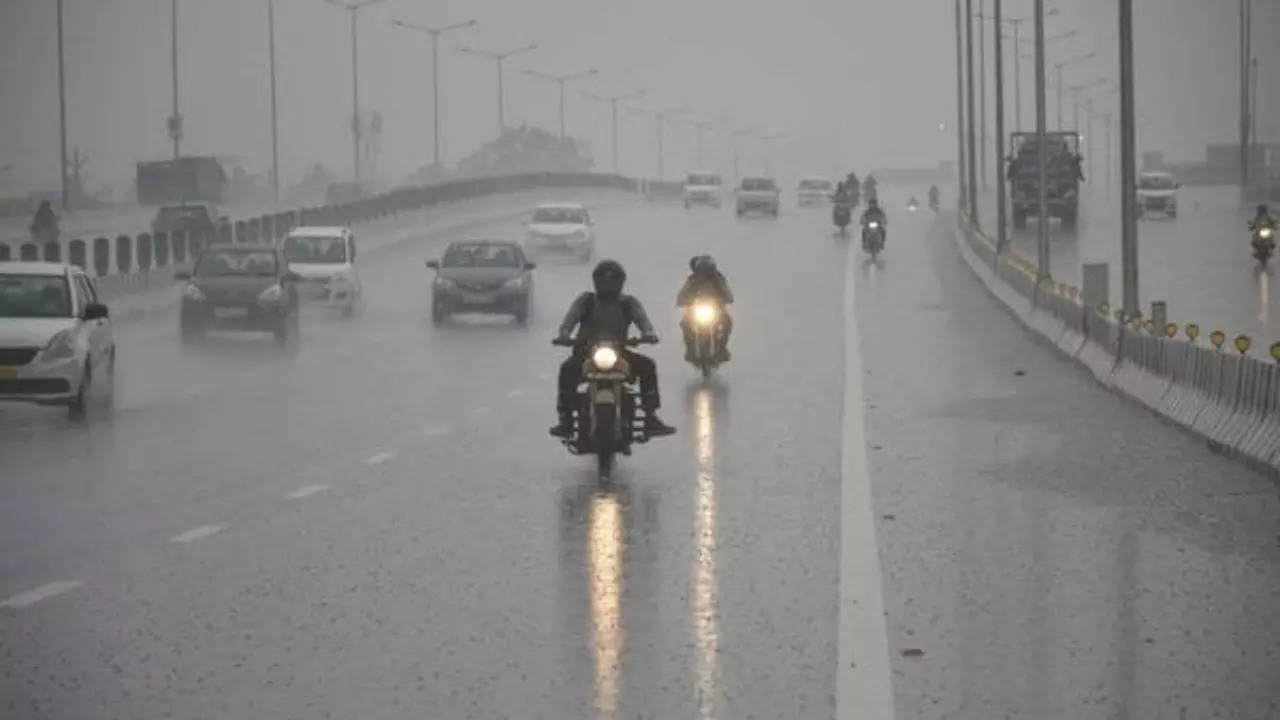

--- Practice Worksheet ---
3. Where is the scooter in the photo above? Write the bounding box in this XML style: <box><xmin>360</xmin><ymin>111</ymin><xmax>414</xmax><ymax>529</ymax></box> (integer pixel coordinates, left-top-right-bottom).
<box><xmin>552</xmin><ymin>336</ymin><xmax>667</xmax><ymax>481</ymax></box>
<box><xmin>685</xmin><ymin>299</ymin><xmax>727</xmax><ymax>379</ymax></box>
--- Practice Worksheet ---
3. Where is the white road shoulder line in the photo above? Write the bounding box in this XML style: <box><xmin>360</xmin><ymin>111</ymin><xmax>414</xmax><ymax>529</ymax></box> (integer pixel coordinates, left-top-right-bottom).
<box><xmin>168</xmin><ymin>524</ymin><xmax>228</xmax><ymax>544</ymax></box>
<box><xmin>837</xmin><ymin>244</ymin><xmax>897</xmax><ymax>720</ymax></box>
<box><xmin>285</xmin><ymin>484</ymin><xmax>329</xmax><ymax>500</ymax></box>
<box><xmin>363</xmin><ymin>450</ymin><xmax>397</xmax><ymax>466</ymax></box>
<box><xmin>0</xmin><ymin>580</ymin><xmax>83</xmax><ymax>609</ymax></box>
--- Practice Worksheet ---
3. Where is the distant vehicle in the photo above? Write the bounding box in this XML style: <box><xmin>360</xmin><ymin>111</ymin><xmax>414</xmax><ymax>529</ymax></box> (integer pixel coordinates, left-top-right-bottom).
<box><xmin>136</xmin><ymin>156</ymin><xmax>227</xmax><ymax>205</ymax></box>
<box><xmin>282</xmin><ymin>226</ymin><xmax>362</xmax><ymax>317</ymax></box>
<box><xmin>151</xmin><ymin>202</ymin><xmax>225</xmax><ymax>238</ymax></box>
<box><xmin>426</xmin><ymin>240</ymin><xmax>535</xmax><ymax>325</ymax></box>
<box><xmin>1007</xmin><ymin>131</ymin><xmax>1083</xmax><ymax>229</ymax></box>
<box><xmin>796</xmin><ymin>176</ymin><xmax>835</xmax><ymax>207</ymax></box>
<box><xmin>0</xmin><ymin>262</ymin><xmax>114</xmax><ymax>416</ymax></box>
<box><xmin>1136</xmin><ymin>171</ymin><xmax>1179</xmax><ymax>219</ymax></box>
<box><xmin>176</xmin><ymin>245</ymin><xmax>301</xmax><ymax>344</ymax></box>
<box><xmin>683</xmin><ymin>171</ymin><xmax>724</xmax><ymax>209</ymax></box>
<box><xmin>523</xmin><ymin>203</ymin><xmax>596</xmax><ymax>262</ymax></box>
<box><xmin>736</xmin><ymin>177</ymin><xmax>781</xmax><ymax>218</ymax></box>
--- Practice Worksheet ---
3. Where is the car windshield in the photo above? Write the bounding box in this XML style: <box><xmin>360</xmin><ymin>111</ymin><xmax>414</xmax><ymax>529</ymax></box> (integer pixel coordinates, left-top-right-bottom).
<box><xmin>0</xmin><ymin>274</ymin><xmax>72</xmax><ymax>318</ymax></box>
<box><xmin>1139</xmin><ymin>175</ymin><xmax>1176</xmax><ymax>190</ymax></box>
<box><xmin>283</xmin><ymin>235</ymin><xmax>347</xmax><ymax>264</ymax></box>
<box><xmin>158</xmin><ymin>206</ymin><xmax>210</xmax><ymax>223</ymax></box>
<box><xmin>531</xmin><ymin>207</ymin><xmax>585</xmax><ymax>224</ymax></box>
<box><xmin>194</xmin><ymin>250</ymin><xmax>279</xmax><ymax>277</ymax></box>
<box><xmin>442</xmin><ymin>244</ymin><xmax>521</xmax><ymax>268</ymax></box>
<box><xmin>687</xmin><ymin>174</ymin><xmax>720</xmax><ymax>186</ymax></box>
<box><xmin>742</xmin><ymin>179</ymin><xmax>776</xmax><ymax>191</ymax></box>
<box><xmin>799</xmin><ymin>179</ymin><xmax>832</xmax><ymax>190</ymax></box>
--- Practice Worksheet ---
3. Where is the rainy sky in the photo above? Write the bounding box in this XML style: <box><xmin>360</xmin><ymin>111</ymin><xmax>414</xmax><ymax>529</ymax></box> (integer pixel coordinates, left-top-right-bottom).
<box><xmin>0</xmin><ymin>0</ymin><xmax>1274</xmax><ymax>197</ymax></box>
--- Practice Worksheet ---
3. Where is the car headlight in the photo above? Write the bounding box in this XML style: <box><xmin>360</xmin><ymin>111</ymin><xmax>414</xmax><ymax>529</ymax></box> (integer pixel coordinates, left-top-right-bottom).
<box><xmin>692</xmin><ymin>303</ymin><xmax>718</xmax><ymax>326</ymax></box>
<box><xmin>41</xmin><ymin>329</ymin><xmax>77</xmax><ymax>361</ymax></box>
<box><xmin>592</xmin><ymin>346</ymin><xmax>619</xmax><ymax>371</ymax></box>
<box><xmin>502</xmin><ymin>275</ymin><xmax>528</xmax><ymax>289</ymax></box>
<box><xmin>257</xmin><ymin>284</ymin><xmax>285</xmax><ymax>304</ymax></box>
<box><xmin>183</xmin><ymin>283</ymin><xmax>206</xmax><ymax>302</ymax></box>
<box><xmin>435</xmin><ymin>277</ymin><xmax>457</xmax><ymax>290</ymax></box>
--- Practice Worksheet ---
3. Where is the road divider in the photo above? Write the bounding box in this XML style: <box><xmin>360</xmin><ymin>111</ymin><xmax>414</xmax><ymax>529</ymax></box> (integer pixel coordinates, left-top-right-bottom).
<box><xmin>954</xmin><ymin>211</ymin><xmax>1280</xmax><ymax>479</ymax></box>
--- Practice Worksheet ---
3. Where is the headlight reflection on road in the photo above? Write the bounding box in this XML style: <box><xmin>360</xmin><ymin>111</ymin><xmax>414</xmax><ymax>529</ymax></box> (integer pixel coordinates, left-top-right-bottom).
<box><xmin>693</xmin><ymin>387</ymin><xmax>720</xmax><ymax>719</ymax></box>
<box><xmin>588</xmin><ymin>491</ymin><xmax>623</xmax><ymax>719</ymax></box>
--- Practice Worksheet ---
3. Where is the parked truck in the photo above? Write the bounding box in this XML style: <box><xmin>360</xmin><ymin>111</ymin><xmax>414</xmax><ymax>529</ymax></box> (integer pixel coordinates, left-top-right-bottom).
<box><xmin>1007</xmin><ymin>131</ymin><xmax>1083</xmax><ymax>229</ymax></box>
<box><xmin>136</xmin><ymin>156</ymin><xmax>227</xmax><ymax>206</ymax></box>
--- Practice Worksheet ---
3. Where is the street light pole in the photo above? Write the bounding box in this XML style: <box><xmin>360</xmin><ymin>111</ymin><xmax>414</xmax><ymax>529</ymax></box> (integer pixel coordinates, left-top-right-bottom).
<box><xmin>1034</xmin><ymin>0</ymin><xmax>1049</xmax><ymax>281</ymax></box>
<box><xmin>170</xmin><ymin>0</ymin><xmax>181</xmax><ymax>160</ymax></box>
<box><xmin>267</xmin><ymin>0</ymin><xmax>280</xmax><ymax>206</ymax></box>
<box><xmin>325</xmin><ymin>0</ymin><xmax>390</xmax><ymax>186</ymax></box>
<box><xmin>966</xmin><ymin>0</ymin><xmax>978</xmax><ymax>225</ymax></box>
<box><xmin>1119</xmin><ymin>0</ymin><xmax>1139</xmax><ymax>314</ymax></box>
<box><xmin>994</xmin><ymin>0</ymin><xmax>1007</xmax><ymax>253</ymax></box>
<box><xmin>582</xmin><ymin>89</ymin><xmax>646</xmax><ymax>173</ymax></box>
<box><xmin>1240</xmin><ymin>0</ymin><xmax>1252</xmax><ymax>205</ymax></box>
<box><xmin>57</xmin><ymin>0</ymin><xmax>69</xmax><ymax>211</ymax></box>
<box><xmin>955</xmin><ymin>0</ymin><xmax>967</xmax><ymax>203</ymax></box>
<box><xmin>460</xmin><ymin>42</ymin><xmax>539</xmax><ymax>136</ymax></box>
<box><xmin>978</xmin><ymin>0</ymin><xmax>987</xmax><ymax>188</ymax></box>
<box><xmin>1009</xmin><ymin>19</ymin><xmax>1022</xmax><ymax>130</ymax></box>
<box><xmin>522</xmin><ymin>68</ymin><xmax>598</xmax><ymax>140</ymax></box>
<box><xmin>393</xmin><ymin>19</ymin><xmax>478</xmax><ymax>167</ymax></box>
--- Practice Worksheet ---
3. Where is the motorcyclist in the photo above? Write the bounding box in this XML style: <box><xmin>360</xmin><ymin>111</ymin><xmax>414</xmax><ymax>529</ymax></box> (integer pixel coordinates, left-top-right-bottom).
<box><xmin>29</xmin><ymin>200</ymin><xmax>58</xmax><ymax>240</ymax></box>
<box><xmin>864</xmin><ymin>173</ymin><xmax>879</xmax><ymax>196</ymax></box>
<box><xmin>861</xmin><ymin>197</ymin><xmax>888</xmax><ymax>247</ymax></box>
<box><xmin>551</xmin><ymin>260</ymin><xmax>676</xmax><ymax>438</ymax></box>
<box><xmin>928</xmin><ymin>185</ymin><xmax>941</xmax><ymax>208</ymax></box>
<box><xmin>677</xmin><ymin>255</ymin><xmax>734</xmax><ymax>362</ymax></box>
<box><xmin>1250</xmin><ymin>204</ymin><xmax>1276</xmax><ymax>234</ymax></box>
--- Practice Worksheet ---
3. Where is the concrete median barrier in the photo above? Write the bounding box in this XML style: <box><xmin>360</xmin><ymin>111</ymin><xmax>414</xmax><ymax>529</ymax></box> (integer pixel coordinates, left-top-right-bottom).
<box><xmin>954</xmin><ymin>210</ymin><xmax>1280</xmax><ymax>479</ymax></box>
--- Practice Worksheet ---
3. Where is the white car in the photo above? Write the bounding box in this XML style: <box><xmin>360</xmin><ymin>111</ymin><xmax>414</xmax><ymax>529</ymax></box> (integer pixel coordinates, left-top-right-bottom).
<box><xmin>1136</xmin><ymin>171</ymin><xmax>1179</xmax><ymax>219</ymax></box>
<box><xmin>0</xmin><ymin>262</ymin><xmax>114</xmax><ymax>416</ymax></box>
<box><xmin>796</xmin><ymin>176</ymin><xmax>835</xmax><ymax>206</ymax></box>
<box><xmin>523</xmin><ymin>203</ymin><xmax>596</xmax><ymax>262</ymax></box>
<box><xmin>282</xmin><ymin>226</ymin><xmax>362</xmax><ymax>316</ymax></box>
<box><xmin>683</xmin><ymin>171</ymin><xmax>724</xmax><ymax>209</ymax></box>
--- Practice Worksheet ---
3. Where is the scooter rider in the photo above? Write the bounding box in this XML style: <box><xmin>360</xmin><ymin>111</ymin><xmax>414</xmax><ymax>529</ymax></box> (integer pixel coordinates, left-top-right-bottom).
<box><xmin>677</xmin><ymin>255</ymin><xmax>734</xmax><ymax>362</ymax></box>
<box><xmin>551</xmin><ymin>260</ymin><xmax>676</xmax><ymax>438</ymax></box>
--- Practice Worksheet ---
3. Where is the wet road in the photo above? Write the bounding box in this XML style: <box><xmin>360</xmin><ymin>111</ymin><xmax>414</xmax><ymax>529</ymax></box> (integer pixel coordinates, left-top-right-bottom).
<box><xmin>2</xmin><ymin>190</ymin><xmax>1279</xmax><ymax>719</ymax></box>
<box><xmin>977</xmin><ymin>185</ymin><xmax>1280</xmax><ymax>346</ymax></box>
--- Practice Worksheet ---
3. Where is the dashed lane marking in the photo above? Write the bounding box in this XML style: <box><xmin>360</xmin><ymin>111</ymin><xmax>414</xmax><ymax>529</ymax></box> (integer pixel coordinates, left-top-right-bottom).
<box><xmin>0</xmin><ymin>581</ymin><xmax>83</xmax><ymax>609</ymax></box>
<box><xmin>285</xmin><ymin>484</ymin><xmax>329</xmax><ymax>500</ymax></box>
<box><xmin>168</xmin><ymin>524</ymin><xmax>228</xmax><ymax>544</ymax></box>
<box><xmin>363</xmin><ymin>450</ymin><xmax>397</xmax><ymax>466</ymax></box>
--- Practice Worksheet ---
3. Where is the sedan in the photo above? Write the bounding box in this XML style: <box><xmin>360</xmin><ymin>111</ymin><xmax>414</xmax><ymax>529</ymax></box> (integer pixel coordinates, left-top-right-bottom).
<box><xmin>428</xmin><ymin>240</ymin><xmax>535</xmax><ymax>325</ymax></box>
<box><xmin>176</xmin><ymin>245</ymin><xmax>301</xmax><ymax>343</ymax></box>
<box><xmin>523</xmin><ymin>203</ymin><xmax>595</xmax><ymax>262</ymax></box>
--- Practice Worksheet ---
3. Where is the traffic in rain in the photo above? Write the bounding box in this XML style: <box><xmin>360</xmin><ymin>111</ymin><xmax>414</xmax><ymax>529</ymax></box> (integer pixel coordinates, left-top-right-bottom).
<box><xmin>1</xmin><ymin>0</ymin><xmax>1279</xmax><ymax>718</ymax></box>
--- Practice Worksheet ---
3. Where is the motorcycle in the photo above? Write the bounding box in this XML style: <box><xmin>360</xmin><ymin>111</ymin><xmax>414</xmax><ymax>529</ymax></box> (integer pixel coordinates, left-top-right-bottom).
<box><xmin>833</xmin><ymin>203</ymin><xmax>852</xmax><ymax>237</ymax></box>
<box><xmin>686</xmin><ymin>299</ymin><xmax>727</xmax><ymax>379</ymax></box>
<box><xmin>1253</xmin><ymin>225</ymin><xmax>1275</xmax><ymax>266</ymax></box>
<box><xmin>552</xmin><ymin>336</ymin><xmax>664</xmax><ymax>480</ymax></box>
<box><xmin>906</xmin><ymin>197</ymin><xmax>920</xmax><ymax>213</ymax></box>
<box><xmin>862</xmin><ymin>221</ymin><xmax>885</xmax><ymax>260</ymax></box>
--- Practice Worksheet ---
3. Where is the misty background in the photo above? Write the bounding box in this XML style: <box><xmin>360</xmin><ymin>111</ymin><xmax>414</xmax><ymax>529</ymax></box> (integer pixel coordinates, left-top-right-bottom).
<box><xmin>0</xmin><ymin>0</ymin><xmax>1274</xmax><ymax>201</ymax></box>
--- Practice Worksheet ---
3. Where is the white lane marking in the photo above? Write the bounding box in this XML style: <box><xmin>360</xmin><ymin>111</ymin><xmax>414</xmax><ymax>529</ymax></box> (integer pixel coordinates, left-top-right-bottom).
<box><xmin>837</xmin><ymin>243</ymin><xmax>897</xmax><ymax>720</ymax></box>
<box><xmin>472</xmin><ymin>406</ymin><xmax>491</xmax><ymax>416</ymax></box>
<box><xmin>363</xmin><ymin>450</ymin><xmax>397</xmax><ymax>466</ymax></box>
<box><xmin>506</xmin><ymin>389</ymin><xmax>526</xmax><ymax>398</ymax></box>
<box><xmin>422</xmin><ymin>426</ymin><xmax>451</xmax><ymax>437</ymax></box>
<box><xmin>286</xmin><ymin>484</ymin><xmax>329</xmax><ymax>500</ymax></box>
<box><xmin>0</xmin><ymin>580</ymin><xmax>83</xmax><ymax>609</ymax></box>
<box><xmin>168</xmin><ymin>524</ymin><xmax>228</xmax><ymax>544</ymax></box>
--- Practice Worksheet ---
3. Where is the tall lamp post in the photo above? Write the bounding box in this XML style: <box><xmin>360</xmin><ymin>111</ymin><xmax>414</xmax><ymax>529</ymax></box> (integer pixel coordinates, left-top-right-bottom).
<box><xmin>267</xmin><ymin>0</ymin><xmax>280</xmax><ymax>206</ymax></box>
<box><xmin>169</xmin><ymin>0</ymin><xmax>182</xmax><ymax>161</ymax></box>
<box><xmin>1119</xmin><ymin>0</ymin><xmax>1139</xmax><ymax>314</ymax></box>
<box><xmin>392</xmin><ymin>18</ymin><xmax>477</xmax><ymax>168</ymax></box>
<box><xmin>459</xmin><ymin>42</ymin><xmax>539</xmax><ymax>137</ymax></box>
<box><xmin>582</xmin><ymin>89</ymin><xmax>646</xmax><ymax>173</ymax></box>
<box><xmin>522</xmin><ymin>67</ymin><xmax>598</xmax><ymax>140</ymax></box>
<box><xmin>57</xmin><ymin>0</ymin><xmax>69</xmax><ymax>211</ymax></box>
<box><xmin>324</xmin><ymin>0</ymin><xmax>391</xmax><ymax>185</ymax></box>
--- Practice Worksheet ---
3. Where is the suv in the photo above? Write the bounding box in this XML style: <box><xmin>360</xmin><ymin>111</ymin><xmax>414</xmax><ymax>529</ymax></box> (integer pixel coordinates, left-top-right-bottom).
<box><xmin>1136</xmin><ymin>171</ymin><xmax>1179</xmax><ymax>219</ymax></box>
<box><xmin>282</xmin><ymin>226</ymin><xmax>362</xmax><ymax>316</ymax></box>
<box><xmin>736</xmin><ymin>177</ymin><xmax>781</xmax><ymax>217</ymax></box>
<box><xmin>151</xmin><ymin>202</ymin><xmax>224</xmax><ymax>237</ymax></box>
<box><xmin>0</xmin><ymin>262</ymin><xmax>114</xmax><ymax>416</ymax></box>
<box><xmin>683</xmin><ymin>172</ymin><xmax>723</xmax><ymax>209</ymax></box>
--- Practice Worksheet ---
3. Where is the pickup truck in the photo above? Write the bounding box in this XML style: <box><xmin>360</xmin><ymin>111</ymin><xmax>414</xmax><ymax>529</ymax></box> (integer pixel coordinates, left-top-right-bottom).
<box><xmin>735</xmin><ymin>177</ymin><xmax>781</xmax><ymax>218</ymax></box>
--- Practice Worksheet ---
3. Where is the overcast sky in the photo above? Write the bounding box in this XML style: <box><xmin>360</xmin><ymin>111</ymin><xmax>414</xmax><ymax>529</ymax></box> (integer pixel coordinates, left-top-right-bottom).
<box><xmin>0</xmin><ymin>0</ymin><xmax>1274</xmax><ymax>198</ymax></box>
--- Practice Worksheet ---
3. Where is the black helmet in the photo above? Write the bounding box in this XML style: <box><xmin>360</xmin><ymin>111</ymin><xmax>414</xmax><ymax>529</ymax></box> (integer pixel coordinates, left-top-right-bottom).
<box><xmin>867</xmin><ymin>197</ymin><xmax>879</xmax><ymax>210</ymax></box>
<box><xmin>1259</xmin><ymin>204</ymin><xmax>1270</xmax><ymax>216</ymax></box>
<box><xmin>692</xmin><ymin>255</ymin><xmax>717</xmax><ymax>275</ymax></box>
<box><xmin>592</xmin><ymin>259</ymin><xmax>626</xmax><ymax>301</ymax></box>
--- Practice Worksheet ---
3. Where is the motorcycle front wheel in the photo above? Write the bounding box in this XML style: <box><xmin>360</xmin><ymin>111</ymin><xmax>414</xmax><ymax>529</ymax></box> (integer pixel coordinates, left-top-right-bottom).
<box><xmin>594</xmin><ymin>403</ymin><xmax>616</xmax><ymax>480</ymax></box>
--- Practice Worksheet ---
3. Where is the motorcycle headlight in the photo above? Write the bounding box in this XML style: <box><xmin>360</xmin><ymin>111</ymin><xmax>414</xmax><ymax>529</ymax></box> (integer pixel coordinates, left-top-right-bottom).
<box><xmin>183</xmin><ymin>283</ymin><xmax>206</xmax><ymax>302</ymax></box>
<box><xmin>592</xmin><ymin>346</ymin><xmax>619</xmax><ymax>371</ymax></box>
<box><xmin>1261</xmin><ymin>227</ymin><xmax>1275</xmax><ymax>240</ymax></box>
<box><xmin>257</xmin><ymin>284</ymin><xmax>285</xmax><ymax>304</ymax></box>
<box><xmin>41</xmin><ymin>329</ymin><xmax>76</xmax><ymax>361</ymax></box>
<box><xmin>868</xmin><ymin>221</ymin><xmax>880</xmax><ymax>229</ymax></box>
<box><xmin>693</xmin><ymin>303</ymin><xmax>718</xmax><ymax>326</ymax></box>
